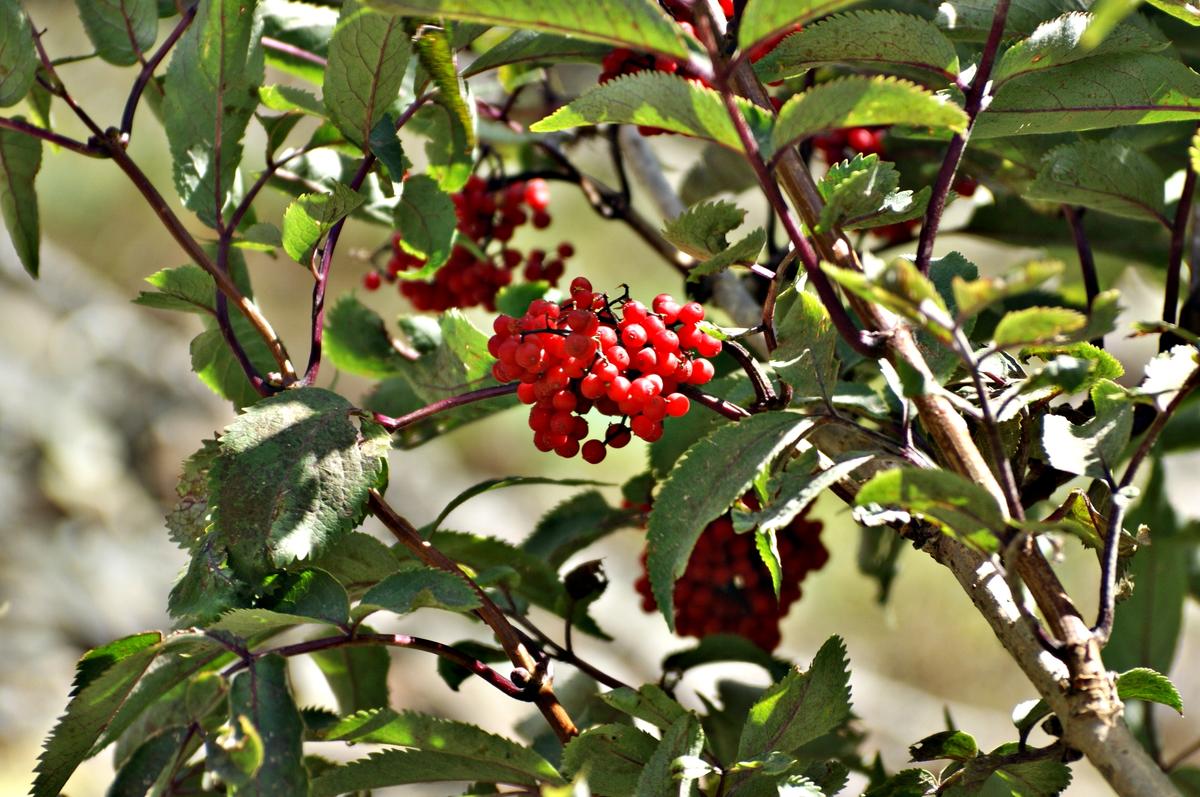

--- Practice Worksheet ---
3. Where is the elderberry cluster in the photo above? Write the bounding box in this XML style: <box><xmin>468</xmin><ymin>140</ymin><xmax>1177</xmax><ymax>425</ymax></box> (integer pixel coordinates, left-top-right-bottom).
<box><xmin>365</xmin><ymin>176</ymin><xmax>573</xmax><ymax>311</ymax></box>
<box><xmin>634</xmin><ymin>497</ymin><xmax>828</xmax><ymax>651</ymax></box>
<box><xmin>488</xmin><ymin>279</ymin><xmax>720</xmax><ymax>462</ymax></box>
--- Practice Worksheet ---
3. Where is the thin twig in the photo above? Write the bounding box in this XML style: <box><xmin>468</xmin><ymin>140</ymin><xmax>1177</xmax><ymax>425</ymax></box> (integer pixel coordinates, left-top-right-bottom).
<box><xmin>1164</xmin><ymin>143</ymin><xmax>1198</xmax><ymax>326</ymax></box>
<box><xmin>679</xmin><ymin>384</ymin><xmax>752</xmax><ymax>420</ymax></box>
<box><xmin>372</xmin><ymin>383</ymin><xmax>519</xmax><ymax>431</ymax></box>
<box><xmin>721</xmin><ymin>339</ymin><xmax>780</xmax><ymax>409</ymax></box>
<box><xmin>1063</xmin><ymin>207</ymin><xmax>1100</xmax><ymax>311</ymax></box>
<box><xmin>1091</xmin><ymin>491</ymin><xmax>1129</xmax><ymax>644</ymax></box>
<box><xmin>120</xmin><ymin>3</ymin><xmax>197</xmax><ymax>138</ymax></box>
<box><xmin>29</xmin><ymin>25</ymin><xmax>107</xmax><ymax>142</ymax></box>
<box><xmin>261</xmin><ymin>35</ymin><xmax>327</xmax><ymax>68</ymax></box>
<box><xmin>0</xmin><ymin>115</ymin><xmax>103</xmax><ymax>157</ymax></box>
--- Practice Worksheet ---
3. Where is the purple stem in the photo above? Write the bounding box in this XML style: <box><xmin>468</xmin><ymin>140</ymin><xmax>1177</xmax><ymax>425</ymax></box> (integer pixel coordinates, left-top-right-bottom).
<box><xmin>0</xmin><ymin>115</ymin><xmax>102</xmax><ymax>157</ymax></box>
<box><xmin>1164</xmin><ymin>159</ymin><xmax>1198</xmax><ymax>326</ymax></box>
<box><xmin>261</xmin><ymin>36</ymin><xmax>328</xmax><ymax>68</ymax></box>
<box><xmin>679</xmin><ymin>384</ymin><xmax>752</xmax><ymax>421</ymax></box>
<box><xmin>1063</xmin><ymin>206</ymin><xmax>1100</xmax><ymax>311</ymax></box>
<box><xmin>120</xmin><ymin>3</ymin><xmax>197</xmax><ymax>138</ymax></box>
<box><xmin>373</xmin><ymin>383</ymin><xmax>519</xmax><ymax>431</ymax></box>
<box><xmin>914</xmin><ymin>0</ymin><xmax>1012</xmax><ymax>273</ymax></box>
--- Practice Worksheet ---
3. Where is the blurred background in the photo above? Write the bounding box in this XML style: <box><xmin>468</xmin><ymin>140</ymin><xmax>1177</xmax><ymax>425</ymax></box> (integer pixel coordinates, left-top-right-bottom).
<box><xmin>2</xmin><ymin>4</ymin><xmax>1198</xmax><ymax>795</ymax></box>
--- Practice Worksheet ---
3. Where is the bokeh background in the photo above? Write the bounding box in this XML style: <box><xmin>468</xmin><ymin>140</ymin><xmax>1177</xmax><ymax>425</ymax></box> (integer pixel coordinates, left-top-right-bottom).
<box><xmin>2</xmin><ymin>5</ymin><xmax>1198</xmax><ymax>795</ymax></box>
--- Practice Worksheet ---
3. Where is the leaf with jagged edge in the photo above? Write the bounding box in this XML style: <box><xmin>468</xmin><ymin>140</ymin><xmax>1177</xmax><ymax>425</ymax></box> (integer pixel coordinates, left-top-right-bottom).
<box><xmin>753</xmin><ymin>11</ymin><xmax>959</xmax><ymax>85</ymax></box>
<box><xmin>662</xmin><ymin>200</ymin><xmax>747</xmax><ymax>258</ymax></box>
<box><xmin>523</xmin><ymin>490</ymin><xmax>635</xmax><ymax>568</ymax></box>
<box><xmin>993</xmin><ymin>306</ymin><xmax>1088</xmax><ymax>348</ymax></box>
<box><xmin>0</xmin><ymin>0</ymin><xmax>36</xmax><ymax>107</ymax></box>
<box><xmin>1027</xmin><ymin>141</ymin><xmax>1168</xmax><ymax>224</ymax></box>
<box><xmin>1041</xmin><ymin>379</ymin><xmax>1133</xmax><ymax>479</ymax></box>
<box><xmin>1084</xmin><ymin>0</ymin><xmax>1197</xmax><ymax>49</ymax></box>
<box><xmin>260</xmin><ymin>566</ymin><xmax>351</xmax><ymax>626</ymax></box>
<box><xmin>817</xmin><ymin>153</ymin><xmax>929</xmax><ymax>232</ymax></box>
<box><xmin>734</xmin><ymin>453</ymin><xmax>874</xmax><ymax>535</ymax></box>
<box><xmin>107</xmin><ymin>725</ymin><xmax>191</xmax><ymax>796</ymax></box>
<box><xmin>224</xmin><ymin>655</ymin><xmax>308</xmax><ymax>796</ymax></box>
<box><xmin>281</xmin><ymin>181</ymin><xmax>365</xmax><ymax>263</ymax></box>
<box><xmin>688</xmin><ymin>228</ymin><xmax>767</xmax><ymax>282</ymax></box>
<box><xmin>950</xmin><ymin>259</ymin><xmax>1064</xmax><ymax>321</ymax></box>
<box><xmin>934</xmin><ymin>0</ymin><xmax>1092</xmax><ymax>42</ymax></box>
<box><xmin>189</xmin><ymin>312</ymin><xmax>280</xmax><ymax>411</ymax></box>
<box><xmin>366</xmin><ymin>0</ymin><xmax>690</xmax><ymax>60</ymax></box>
<box><xmin>356</xmin><ymin>564</ymin><xmax>482</xmax><ymax>617</ymax></box>
<box><xmin>994</xmin><ymin>11</ymin><xmax>1168</xmax><ymax>85</ymax></box>
<box><xmin>1118</xmin><ymin>667</ymin><xmax>1185</xmax><ymax>713</ymax></box>
<box><xmin>134</xmin><ymin>265</ymin><xmax>217</xmax><ymax>315</ymax></box>
<box><xmin>324</xmin><ymin>294</ymin><xmax>415</xmax><ymax>378</ymax></box>
<box><xmin>324</xmin><ymin>0</ymin><xmax>410</xmax><ymax>148</ymax></box>
<box><xmin>647</xmin><ymin>412</ymin><xmax>814</xmax><ymax>630</ymax></box>
<box><xmin>165</xmin><ymin>438</ymin><xmax>220</xmax><ymax>551</ymax></box>
<box><xmin>975</xmin><ymin>53</ymin><xmax>1200</xmax><ymax>138</ymax></box>
<box><xmin>531</xmin><ymin>71</ymin><xmax>774</xmax><ymax>153</ymax></box>
<box><xmin>162</xmin><ymin>0</ymin><xmax>263</xmax><ymax>228</ymax></box>
<box><xmin>737</xmin><ymin>636</ymin><xmax>852</xmax><ymax>760</ymax></box>
<box><xmin>393</xmin><ymin>174</ymin><xmax>457</xmax><ymax>271</ymax></box>
<box><xmin>0</xmin><ymin>123</ymin><xmax>41</xmax><ymax>277</ymax></box>
<box><xmin>599</xmin><ymin>684</ymin><xmax>688</xmax><ymax>732</ymax></box>
<box><xmin>856</xmin><ymin>467</ymin><xmax>1006</xmax><ymax>551</ymax></box>
<box><xmin>313</xmin><ymin>707</ymin><xmax>564</xmax><ymax>790</ymax></box>
<box><xmin>562</xmin><ymin>723</ymin><xmax>659</xmax><ymax>795</ymax></box>
<box><xmin>771</xmin><ymin>76</ymin><xmax>967</xmax><ymax>158</ymax></box>
<box><xmin>463</xmin><ymin>29</ymin><xmax>611</xmax><ymax>77</ymax></box>
<box><xmin>75</xmin><ymin>0</ymin><xmax>158</xmax><ymax>66</ymax></box>
<box><xmin>772</xmin><ymin>288</ymin><xmax>838</xmax><ymax>400</ymax></box>
<box><xmin>738</xmin><ymin>0</ymin><xmax>863</xmax><ymax>53</ymax></box>
<box><xmin>635</xmin><ymin>714</ymin><xmax>706</xmax><ymax>796</ymax></box>
<box><xmin>209</xmin><ymin>387</ymin><xmax>391</xmax><ymax>581</ymax></box>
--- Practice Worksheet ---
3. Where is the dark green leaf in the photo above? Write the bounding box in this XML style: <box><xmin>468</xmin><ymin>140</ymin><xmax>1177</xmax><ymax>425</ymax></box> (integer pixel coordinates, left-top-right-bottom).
<box><xmin>189</xmin><ymin>313</ymin><xmax>281</xmax><ymax>410</ymax></box>
<box><xmin>262</xmin><ymin>566</ymin><xmax>350</xmax><ymax>626</ymax></box>
<box><xmin>76</xmin><ymin>0</ymin><xmax>158</xmax><ymax>66</ymax></box>
<box><xmin>754</xmin><ymin>11</ymin><xmax>958</xmax><ymax>84</ymax></box>
<box><xmin>689</xmin><ymin>228</ymin><xmax>767</xmax><ymax>281</ymax></box>
<box><xmin>210</xmin><ymin>387</ymin><xmax>392</xmax><ymax>581</ymax></box>
<box><xmin>368</xmin><ymin>113</ymin><xmax>411</xmax><ymax>180</ymax></box>
<box><xmin>531</xmin><ymin>71</ymin><xmax>774</xmax><ymax>153</ymax></box>
<box><xmin>663</xmin><ymin>634</ymin><xmax>792</xmax><ymax>681</ymax></box>
<box><xmin>738</xmin><ymin>0</ymin><xmax>863</xmax><ymax>52</ymax></box>
<box><xmin>0</xmin><ymin>0</ymin><xmax>36</xmax><ymax>107</ymax></box>
<box><xmin>855</xmin><ymin>467</ymin><xmax>1006</xmax><ymax>550</ymax></box>
<box><xmin>168</xmin><ymin>534</ymin><xmax>248</xmax><ymax>624</ymax></box>
<box><xmin>311</xmin><ymin>629</ymin><xmax>391</xmax><ymax>713</ymax></box>
<box><xmin>0</xmin><ymin>122</ymin><xmax>41</xmax><ymax>276</ymax></box>
<box><xmin>207</xmin><ymin>608</ymin><xmax>318</xmax><ymax>637</ymax></box>
<box><xmin>994</xmin><ymin>12</ymin><xmax>1168</xmax><ymax>85</ymax></box>
<box><xmin>737</xmin><ymin>636</ymin><xmax>852</xmax><ymax>759</ymax></box>
<box><xmin>771</xmin><ymin>77</ymin><xmax>967</xmax><ymax>157</ymax></box>
<box><xmin>1027</xmin><ymin>141</ymin><xmax>1168</xmax><ymax>224</ymax></box>
<box><xmin>366</xmin><ymin>0</ymin><xmax>690</xmax><ymax>60</ymax></box>
<box><xmin>407</xmin><ymin>99</ymin><xmax>474</xmax><ymax>191</ymax></box>
<box><xmin>680</xmin><ymin>143</ymin><xmax>759</xmax><ymax>205</ymax></box>
<box><xmin>495</xmin><ymin>281</ymin><xmax>553</xmax><ymax>317</ymax></box>
<box><xmin>164</xmin><ymin>438</ymin><xmax>221</xmax><ymax>549</ymax></box>
<box><xmin>817</xmin><ymin>153</ymin><xmax>929</xmax><ymax>232</ymax></box>
<box><xmin>358</xmin><ymin>564</ymin><xmax>482</xmax><ymax>615</ymax></box>
<box><xmin>523</xmin><ymin>490</ymin><xmax>633</xmax><ymax>568</ymax></box>
<box><xmin>599</xmin><ymin>685</ymin><xmax>688</xmax><ymax>732</ymax></box>
<box><xmin>163</xmin><ymin>0</ymin><xmax>263</xmax><ymax>228</ymax></box>
<box><xmin>561</xmin><ymin>723</ymin><xmax>658</xmax><ymax>796</ymax></box>
<box><xmin>1173</xmin><ymin>768</ymin><xmax>1200</xmax><ymax>797</ymax></box>
<box><xmin>324</xmin><ymin>294</ymin><xmax>414</xmax><ymax>377</ymax></box>
<box><xmin>307</xmin><ymin>530</ymin><xmax>402</xmax><ymax>595</ymax></box>
<box><xmin>1116</xmin><ymin>667</ymin><xmax>1184</xmax><ymax>713</ymax></box>
<box><xmin>463</xmin><ymin>29</ymin><xmax>611</xmax><ymax>77</ymax></box>
<box><xmin>662</xmin><ymin>200</ymin><xmax>747</xmax><ymax>259</ymax></box>
<box><xmin>134</xmin><ymin>265</ymin><xmax>217</xmax><ymax>315</ymax></box>
<box><xmin>226</xmin><ymin>655</ymin><xmax>308</xmax><ymax>796</ymax></box>
<box><xmin>909</xmin><ymin>730</ymin><xmax>978</xmax><ymax>762</ymax></box>
<box><xmin>735</xmin><ymin>453</ymin><xmax>873</xmax><ymax>535</ymax></box>
<box><xmin>393</xmin><ymin>173</ymin><xmax>457</xmax><ymax>270</ymax></box>
<box><xmin>437</xmin><ymin>640</ymin><xmax>505</xmax><ymax>691</ymax></box>
<box><xmin>205</xmin><ymin>715</ymin><xmax>265</xmax><ymax>790</ymax></box>
<box><xmin>1041</xmin><ymin>379</ymin><xmax>1132</xmax><ymax>478</ymax></box>
<box><xmin>429</xmin><ymin>475</ymin><xmax>608</xmax><ymax>534</ymax></box>
<box><xmin>772</xmin><ymin>288</ymin><xmax>838</xmax><ymax>399</ymax></box>
<box><xmin>324</xmin><ymin>0</ymin><xmax>410</xmax><ymax>147</ymax></box>
<box><xmin>635</xmin><ymin>714</ymin><xmax>705</xmax><ymax>797</ymax></box>
<box><xmin>942</xmin><ymin>741</ymin><xmax>1071</xmax><ymax>796</ymax></box>
<box><xmin>933</xmin><ymin>0</ymin><xmax>1099</xmax><ymax>41</ymax></box>
<box><xmin>107</xmin><ymin>725</ymin><xmax>190</xmax><ymax>797</ymax></box>
<box><xmin>647</xmin><ymin>412</ymin><xmax>813</xmax><ymax>629</ymax></box>
<box><xmin>864</xmin><ymin>768</ymin><xmax>938</xmax><ymax>796</ymax></box>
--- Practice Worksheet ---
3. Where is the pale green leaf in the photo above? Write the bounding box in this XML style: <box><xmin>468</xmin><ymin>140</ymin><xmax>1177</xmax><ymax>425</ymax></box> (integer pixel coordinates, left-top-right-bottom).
<box><xmin>662</xmin><ymin>199</ymin><xmax>746</xmax><ymax>258</ymax></box>
<box><xmin>995</xmin><ymin>11</ymin><xmax>1169</xmax><ymax>84</ymax></box>
<box><xmin>739</xmin><ymin>0</ymin><xmax>863</xmax><ymax>53</ymax></box>
<box><xmin>993</xmin><ymin>306</ymin><xmax>1088</xmax><ymax>347</ymax></box>
<box><xmin>0</xmin><ymin>123</ymin><xmax>41</xmax><ymax>276</ymax></box>
<box><xmin>1026</xmin><ymin>141</ymin><xmax>1168</xmax><ymax>224</ymax></box>
<box><xmin>311</xmin><ymin>631</ymin><xmax>391</xmax><ymax>713</ymax></box>
<box><xmin>909</xmin><ymin>730</ymin><xmax>979</xmax><ymax>762</ymax></box>
<box><xmin>75</xmin><ymin>0</ymin><xmax>158</xmax><ymax>66</ymax></box>
<box><xmin>281</xmin><ymin>181</ymin><xmax>365</xmax><ymax>263</ymax></box>
<box><xmin>1041</xmin><ymin>380</ymin><xmax>1133</xmax><ymax>478</ymax></box>
<box><xmin>1117</xmin><ymin>667</ymin><xmax>1184</xmax><ymax>713</ymax></box>
<box><xmin>772</xmin><ymin>288</ymin><xmax>838</xmax><ymax>398</ymax></box>
<box><xmin>855</xmin><ymin>467</ymin><xmax>1006</xmax><ymax>549</ymax></box>
<box><xmin>259</xmin><ymin>83</ymin><xmax>325</xmax><ymax>117</ymax></box>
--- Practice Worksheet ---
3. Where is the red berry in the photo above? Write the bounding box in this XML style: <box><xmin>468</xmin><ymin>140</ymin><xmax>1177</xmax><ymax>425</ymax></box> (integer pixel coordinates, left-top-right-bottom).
<box><xmin>581</xmin><ymin>439</ymin><xmax>607</xmax><ymax>464</ymax></box>
<box><xmin>524</xmin><ymin>178</ymin><xmax>551</xmax><ymax>211</ymax></box>
<box><xmin>678</xmin><ymin>302</ymin><xmax>704</xmax><ymax>325</ymax></box>
<box><xmin>363</xmin><ymin>271</ymin><xmax>382</xmax><ymax>291</ymax></box>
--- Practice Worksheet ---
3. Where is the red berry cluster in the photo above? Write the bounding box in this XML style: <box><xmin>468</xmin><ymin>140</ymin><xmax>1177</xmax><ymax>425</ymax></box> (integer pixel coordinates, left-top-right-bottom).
<box><xmin>487</xmin><ymin>279</ymin><xmax>720</xmax><ymax>462</ymax></box>
<box><xmin>364</xmin><ymin>176</ymin><xmax>573</xmax><ymax>311</ymax></box>
<box><xmin>634</xmin><ymin>498</ymin><xmax>828</xmax><ymax>651</ymax></box>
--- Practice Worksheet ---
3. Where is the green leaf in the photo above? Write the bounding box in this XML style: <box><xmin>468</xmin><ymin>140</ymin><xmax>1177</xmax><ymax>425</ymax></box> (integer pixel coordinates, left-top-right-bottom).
<box><xmin>262</xmin><ymin>566</ymin><xmax>351</xmax><ymax>626</ymax></box>
<box><xmin>281</xmin><ymin>181</ymin><xmax>365</xmax><ymax>263</ymax></box>
<box><xmin>495</xmin><ymin>281</ymin><xmax>553</xmax><ymax>317</ymax></box>
<box><xmin>647</xmin><ymin>412</ymin><xmax>813</xmax><ymax>629</ymax></box>
<box><xmin>636</xmin><ymin>714</ymin><xmax>706</xmax><ymax>797</ymax></box>
<box><xmin>522</xmin><ymin>490</ymin><xmax>633</xmax><ymax>568</ymax></box>
<box><xmin>409</xmin><ymin>21</ymin><xmax>475</xmax><ymax>150</ymax></box>
<box><xmin>0</xmin><ymin>0</ymin><xmax>36</xmax><ymax>107</ymax></box>
<box><xmin>258</xmin><ymin>83</ymin><xmax>325</xmax><ymax>117</ymax></box>
<box><xmin>208</xmin><ymin>607</ymin><xmax>318</xmax><ymax>637</ymax></box>
<box><xmin>1041</xmin><ymin>379</ymin><xmax>1133</xmax><ymax>478</ymax></box>
<box><xmin>366</xmin><ymin>0</ymin><xmax>690</xmax><ymax>60</ymax></box>
<box><xmin>531</xmin><ymin>71</ymin><xmax>774</xmax><ymax>153</ymax></box>
<box><xmin>1144</xmin><ymin>0</ymin><xmax>1200</xmax><ymax>25</ymax></box>
<box><xmin>817</xmin><ymin>153</ymin><xmax>928</xmax><ymax>232</ymax></box>
<box><xmin>429</xmin><ymin>475</ymin><xmax>608</xmax><ymax>534</ymax></box>
<box><xmin>1026</xmin><ymin>141</ymin><xmax>1168</xmax><ymax>224</ymax></box>
<box><xmin>134</xmin><ymin>265</ymin><xmax>217</xmax><ymax>315</ymax></box>
<box><xmin>753</xmin><ymin>11</ymin><xmax>959</xmax><ymax>84</ymax></box>
<box><xmin>738</xmin><ymin>0</ymin><xmax>862</xmax><ymax>52</ymax></box>
<box><xmin>909</xmin><ymin>730</ymin><xmax>978</xmax><ymax>762</ymax></box>
<box><xmin>311</xmin><ymin>628</ymin><xmax>391</xmax><ymax>713</ymax></box>
<box><xmin>393</xmin><ymin>173</ymin><xmax>457</xmax><ymax>270</ymax></box>
<box><xmin>1137</xmin><ymin>344</ymin><xmax>1199</xmax><ymax>410</ymax></box>
<box><xmin>261</xmin><ymin>0</ymin><xmax>337</xmax><ymax>83</ymax></box>
<box><xmin>463</xmin><ymin>29</ymin><xmax>611</xmax><ymax>77</ymax></box>
<box><xmin>599</xmin><ymin>685</ymin><xmax>688</xmax><ymax>732</ymax></box>
<box><xmin>205</xmin><ymin>715</ymin><xmax>265</xmax><ymax>790</ymax></box>
<box><xmin>1116</xmin><ymin>667</ymin><xmax>1184</xmax><ymax>713</ymax></box>
<box><xmin>75</xmin><ymin>0</ymin><xmax>158</xmax><ymax>66</ymax></box>
<box><xmin>772</xmin><ymin>288</ymin><xmax>838</xmax><ymax>399</ymax></box>
<box><xmin>934</xmin><ymin>0</ymin><xmax>1098</xmax><ymax>41</ymax></box>
<box><xmin>308</xmin><ymin>530</ymin><xmax>403</xmax><ymax>595</ymax></box>
<box><xmin>864</xmin><ymin>768</ymin><xmax>939</xmax><ymax>796</ymax></box>
<box><xmin>951</xmin><ymin>259</ymin><xmax>1064</xmax><ymax>320</ymax></box>
<box><xmin>561</xmin><ymin>723</ymin><xmax>659</xmax><ymax>796</ymax></box>
<box><xmin>0</xmin><ymin>123</ymin><xmax>41</xmax><ymax>276</ymax></box>
<box><xmin>226</xmin><ymin>655</ymin><xmax>308</xmax><ymax>796</ymax></box>
<box><xmin>975</xmin><ymin>54</ymin><xmax>1200</xmax><ymax>139</ymax></box>
<box><xmin>436</xmin><ymin>640</ymin><xmax>505</xmax><ymax>691</ymax></box>
<box><xmin>735</xmin><ymin>453</ymin><xmax>873</xmax><ymax>535</ymax></box>
<box><xmin>324</xmin><ymin>294</ymin><xmax>414</xmax><ymax>377</ymax></box>
<box><xmin>1084</xmin><ymin>0</ymin><xmax>1198</xmax><ymax>49</ymax></box>
<box><xmin>995</xmin><ymin>12</ymin><xmax>1168</xmax><ymax>85</ymax></box>
<box><xmin>32</xmin><ymin>633</ymin><xmax>163</xmax><ymax>797</ymax></box>
<box><xmin>855</xmin><ymin>467</ymin><xmax>1006</xmax><ymax>550</ymax></box>
<box><xmin>358</xmin><ymin>565</ymin><xmax>482</xmax><ymax>615</ymax></box>
<box><xmin>163</xmin><ymin>0</ymin><xmax>264</xmax><ymax>228</ymax></box>
<box><xmin>689</xmin><ymin>228</ymin><xmax>768</xmax><ymax>281</ymax></box>
<box><xmin>314</xmin><ymin>708</ymin><xmax>563</xmax><ymax>790</ymax></box>
<box><xmin>324</xmin><ymin>0</ymin><xmax>410</xmax><ymax>147</ymax></box>
<box><xmin>771</xmin><ymin>77</ymin><xmax>967</xmax><ymax>157</ymax></box>
<box><xmin>663</xmin><ymin>633</ymin><xmax>792</xmax><ymax>681</ymax></box>
<box><xmin>369</xmin><ymin>114</ymin><xmax>411</xmax><ymax>181</ymax></box>
<box><xmin>165</xmin><ymin>439</ymin><xmax>219</xmax><ymax>551</ymax></box>
<box><xmin>662</xmin><ymin>200</ymin><xmax>747</xmax><ymax>259</ymax></box>
<box><xmin>107</xmin><ymin>725</ymin><xmax>190</xmax><ymax>797</ymax></box>
<box><xmin>168</xmin><ymin>534</ymin><xmax>247</xmax><ymax>624</ymax></box>
<box><xmin>210</xmin><ymin>387</ymin><xmax>392</xmax><ymax>581</ymax></box>
<box><xmin>407</xmin><ymin>99</ymin><xmax>475</xmax><ymax>191</ymax></box>
<box><xmin>993</xmin><ymin>306</ymin><xmax>1088</xmax><ymax>347</ymax></box>
<box><xmin>189</xmin><ymin>312</ymin><xmax>278</xmax><ymax>410</ymax></box>
<box><xmin>737</xmin><ymin>636</ymin><xmax>852</xmax><ymax>760</ymax></box>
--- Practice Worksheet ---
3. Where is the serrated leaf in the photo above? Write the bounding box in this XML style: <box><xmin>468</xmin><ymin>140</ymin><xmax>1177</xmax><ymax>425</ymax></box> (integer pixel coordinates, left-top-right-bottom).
<box><xmin>531</xmin><ymin>71</ymin><xmax>774</xmax><ymax>153</ymax></box>
<box><xmin>315</xmin><ymin>708</ymin><xmax>563</xmax><ymax>789</ymax></box>
<box><xmin>311</xmin><ymin>628</ymin><xmax>390</xmax><ymax>713</ymax></box>
<box><xmin>1041</xmin><ymin>379</ymin><xmax>1132</xmax><ymax>478</ymax></box>
<box><xmin>1116</xmin><ymin>667</ymin><xmax>1184</xmax><ymax>713</ymax></box>
<box><xmin>163</xmin><ymin>0</ymin><xmax>263</xmax><ymax>228</ymax></box>
<box><xmin>281</xmin><ymin>181</ymin><xmax>365</xmax><ymax>263</ymax></box>
<box><xmin>1084</xmin><ymin>0</ymin><xmax>1198</xmax><ymax>49</ymax></box>
<box><xmin>226</xmin><ymin>655</ymin><xmax>308</xmax><ymax>796</ymax></box>
<box><xmin>189</xmin><ymin>312</ymin><xmax>278</xmax><ymax>410</ymax></box>
<box><xmin>134</xmin><ymin>265</ymin><xmax>218</xmax><ymax>315</ymax></box>
<box><xmin>995</xmin><ymin>12</ymin><xmax>1168</xmax><ymax>84</ymax></box>
<box><xmin>166</xmin><ymin>439</ymin><xmax>219</xmax><ymax>551</ymax></box>
<box><xmin>909</xmin><ymin>729</ymin><xmax>978</xmax><ymax>762</ymax></box>
<box><xmin>308</xmin><ymin>530</ymin><xmax>402</xmax><ymax>594</ymax></box>
<box><xmin>975</xmin><ymin>53</ymin><xmax>1200</xmax><ymax>139</ymax></box>
<box><xmin>561</xmin><ymin>723</ymin><xmax>659</xmax><ymax>796</ymax></box>
<box><xmin>817</xmin><ymin>153</ymin><xmax>928</xmax><ymax>232</ymax></box>
<box><xmin>951</xmin><ymin>259</ymin><xmax>1064</xmax><ymax>320</ymax></box>
<box><xmin>771</xmin><ymin>77</ymin><xmax>967</xmax><ymax>157</ymax></box>
<box><xmin>259</xmin><ymin>83</ymin><xmax>325</xmax><ymax>117</ymax></box>
<box><xmin>942</xmin><ymin>741</ymin><xmax>1072</xmax><ymax>796</ymax></box>
<box><xmin>855</xmin><ymin>467</ymin><xmax>1006</xmax><ymax>550</ymax></box>
<box><xmin>599</xmin><ymin>685</ymin><xmax>688</xmax><ymax>732</ymax></box>
<box><xmin>864</xmin><ymin>768</ymin><xmax>939</xmax><ymax>796</ymax></box>
<box><xmin>359</xmin><ymin>565</ymin><xmax>482</xmax><ymax>615</ymax></box>
<box><xmin>107</xmin><ymin>725</ymin><xmax>190</xmax><ymax>797</ymax></box>
<box><xmin>324</xmin><ymin>294</ymin><xmax>413</xmax><ymax>377</ymax></box>
<box><xmin>636</xmin><ymin>714</ymin><xmax>705</xmax><ymax>797</ymax></box>
<box><xmin>1137</xmin><ymin>345</ymin><xmax>1199</xmax><ymax>410</ymax></box>
<box><xmin>429</xmin><ymin>475</ymin><xmax>608</xmax><ymax>534</ymax></box>
<box><xmin>393</xmin><ymin>173</ymin><xmax>457</xmax><ymax>270</ymax></box>
<box><xmin>754</xmin><ymin>11</ymin><xmax>959</xmax><ymax>84</ymax></box>
<box><xmin>76</xmin><ymin>0</ymin><xmax>158</xmax><ymax>66</ymax></box>
<box><xmin>772</xmin><ymin>289</ymin><xmax>838</xmax><ymax>399</ymax></box>
<box><xmin>1027</xmin><ymin>141</ymin><xmax>1168</xmax><ymax>224</ymax></box>
<box><xmin>736</xmin><ymin>454</ymin><xmax>873</xmax><ymax>535</ymax></box>
<box><xmin>647</xmin><ymin>412</ymin><xmax>813</xmax><ymax>629</ymax></box>
<box><xmin>210</xmin><ymin>387</ymin><xmax>392</xmax><ymax>581</ymax></box>
<box><xmin>522</xmin><ymin>490</ymin><xmax>631</xmax><ymax>568</ymax></box>
<box><xmin>689</xmin><ymin>228</ymin><xmax>767</xmax><ymax>281</ymax></box>
<box><xmin>168</xmin><ymin>533</ymin><xmax>248</xmax><ymax>624</ymax></box>
<box><xmin>407</xmin><ymin>98</ymin><xmax>475</xmax><ymax>191</ymax></box>
<box><xmin>366</xmin><ymin>0</ymin><xmax>690</xmax><ymax>60</ymax></box>
<box><xmin>738</xmin><ymin>0</ymin><xmax>862</xmax><ymax>52</ymax></box>
<box><xmin>0</xmin><ymin>123</ymin><xmax>41</xmax><ymax>276</ymax></box>
<box><xmin>208</xmin><ymin>607</ymin><xmax>317</xmax><ymax>637</ymax></box>
<box><xmin>994</xmin><ymin>306</ymin><xmax>1088</xmax><ymax>347</ymax></box>
<box><xmin>263</xmin><ymin>566</ymin><xmax>351</xmax><ymax>626</ymax></box>
<box><xmin>934</xmin><ymin>0</ymin><xmax>1099</xmax><ymax>41</ymax></box>
<box><xmin>663</xmin><ymin>200</ymin><xmax>747</xmax><ymax>258</ymax></box>
<box><xmin>464</xmin><ymin>29</ymin><xmax>611</xmax><ymax>77</ymax></box>
<box><xmin>32</xmin><ymin>634</ymin><xmax>163</xmax><ymax>797</ymax></box>
<box><xmin>0</xmin><ymin>0</ymin><xmax>36</xmax><ymax>107</ymax></box>
<box><xmin>324</xmin><ymin>0</ymin><xmax>409</xmax><ymax>148</ymax></box>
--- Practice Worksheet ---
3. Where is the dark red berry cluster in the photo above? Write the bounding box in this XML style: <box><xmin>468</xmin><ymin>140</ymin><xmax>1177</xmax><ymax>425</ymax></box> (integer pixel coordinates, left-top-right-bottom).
<box><xmin>487</xmin><ymin>279</ymin><xmax>720</xmax><ymax>462</ymax></box>
<box><xmin>635</xmin><ymin>498</ymin><xmax>828</xmax><ymax>651</ymax></box>
<box><xmin>364</xmin><ymin>176</ymin><xmax>573</xmax><ymax>311</ymax></box>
